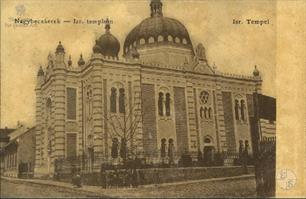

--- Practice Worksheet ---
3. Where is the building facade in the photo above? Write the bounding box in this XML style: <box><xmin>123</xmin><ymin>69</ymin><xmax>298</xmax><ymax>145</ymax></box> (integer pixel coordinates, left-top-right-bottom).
<box><xmin>34</xmin><ymin>0</ymin><xmax>262</xmax><ymax>176</ymax></box>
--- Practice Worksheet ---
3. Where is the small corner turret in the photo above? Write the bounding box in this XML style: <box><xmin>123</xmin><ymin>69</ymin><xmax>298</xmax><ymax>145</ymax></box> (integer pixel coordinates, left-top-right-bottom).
<box><xmin>55</xmin><ymin>41</ymin><xmax>66</xmax><ymax>68</ymax></box>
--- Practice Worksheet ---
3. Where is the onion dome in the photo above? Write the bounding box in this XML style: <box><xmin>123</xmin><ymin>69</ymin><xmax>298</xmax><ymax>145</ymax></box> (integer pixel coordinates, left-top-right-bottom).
<box><xmin>78</xmin><ymin>54</ymin><xmax>85</xmax><ymax>66</ymax></box>
<box><xmin>93</xmin><ymin>40</ymin><xmax>102</xmax><ymax>54</ymax></box>
<box><xmin>253</xmin><ymin>65</ymin><xmax>260</xmax><ymax>76</ymax></box>
<box><xmin>94</xmin><ymin>23</ymin><xmax>120</xmax><ymax>58</ymax></box>
<box><xmin>123</xmin><ymin>0</ymin><xmax>193</xmax><ymax>55</ymax></box>
<box><xmin>68</xmin><ymin>55</ymin><xmax>72</xmax><ymax>66</ymax></box>
<box><xmin>37</xmin><ymin>66</ymin><xmax>44</xmax><ymax>76</ymax></box>
<box><xmin>56</xmin><ymin>41</ymin><xmax>65</xmax><ymax>53</ymax></box>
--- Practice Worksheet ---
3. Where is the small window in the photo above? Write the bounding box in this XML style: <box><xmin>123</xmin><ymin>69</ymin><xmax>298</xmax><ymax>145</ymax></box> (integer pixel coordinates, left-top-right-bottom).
<box><xmin>158</xmin><ymin>35</ymin><xmax>164</xmax><ymax>42</ymax></box>
<box><xmin>182</xmin><ymin>38</ymin><xmax>187</xmax><ymax>44</ymax></box>
<box><xmin>204</xmin><ymin>138</ymin><xmax>211</xmax><ymax>144</ymax></box>
<box><xmin>175</xmin><ymin>37</ymin><xmax>181</xmax><ymax>43</ymax></box>
<box><xmin>167</xmin><ymin>35</ymin><xmax>173</xmax><ymax>42</ymax></box>
<box><xmin>148</xmin><ymin>37</ymin><xmax>155</xmax><ymax>44</ymax></box>
<box><xmin>140</xmin><ymin>38</ymin><xmax>146</xmax><ymax>45</ymax></box>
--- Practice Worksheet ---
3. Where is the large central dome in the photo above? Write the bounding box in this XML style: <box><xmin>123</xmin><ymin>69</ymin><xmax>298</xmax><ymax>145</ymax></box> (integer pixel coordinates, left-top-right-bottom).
<box><xmin>123</xmin><ymin>0</ymin><xmax>193</xmax><ymax>56</ymax></box>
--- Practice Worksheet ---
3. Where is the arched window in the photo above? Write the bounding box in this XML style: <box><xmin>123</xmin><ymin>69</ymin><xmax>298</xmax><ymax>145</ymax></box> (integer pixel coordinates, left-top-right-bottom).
<box><xmin>235</xmin><ymin>99</ymin><xmax>239</xmax><ymax>120</ymax></box>
<box><xmin>140</xmin><ymin>38</ymin><xmax>145</xmax><ymax>45</ymax></box>
<box><xmin>204</xmin><ymin>107</ymin><xmax>208</xmax><ymax>119</ymax></box>
<box><xmin>167</xmin><ymin>35</ymin><xmax>173</xmax><ymax>42</ymax></box>
<box><xmin>148</xmin><ymin>37</ymin><xmax>155</xmax><ymax>44</ymax></box>
<box><xmin>175</xmin><ymin>37</ymin><xmax>181</xmax><ymax>43</ymax></box>
<box><xmin>158</xmin><ymin>35</ymin><xmax>164</xmax><ymax>42</ymax></box>
<box><xmin>133</xmin><ymin>41</ymin><xmax>136</xmax><ymax>47</ymax></box>
<box><xmin>208</xmin><ymin>108</ymin><xmax>212</xmax><ymax>119</ymax></box>
<box><xmin>158</xmin><ymin>92</ymin><xmax>164</xmax><ymax>116</ymax></box>
<box><xmin>204</xmin><ymin>138</ymin><xmax>211</xmax><ymax>144</ymax></box>
<box><xmin>182</xmin><ymin>38</ymin><xmax>187</xmax><ymax>44</ymax></box>
<box><xmin>240</xmin><ymin>100</ymin><xmax>245</xmax><ymax>121</ymax></box>
<box><xmin>165</xmin><ymin>93</ymin><xmax>171</xmax><ymax>116</ymax></box>
<box><xmin>200</xmin><ymin>107</ymin><xmax>204</xmax><ymax>118</ymax></box>
<box><xmin>119</xmin><ymin>88</ymin><xmax>125</xmax><ymax>113</ymax></box>
<box><xmin>110</xmin><ymin>87</ymin><xmax>117</xmax><ymax>113</ymax></box>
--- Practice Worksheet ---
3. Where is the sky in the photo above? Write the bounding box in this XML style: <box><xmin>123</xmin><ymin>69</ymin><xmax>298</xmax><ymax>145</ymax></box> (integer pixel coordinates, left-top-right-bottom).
<box><xmin>1</xmin><ymin>0</ymin><xmax>276</xmax><ymax>128</ymax></box>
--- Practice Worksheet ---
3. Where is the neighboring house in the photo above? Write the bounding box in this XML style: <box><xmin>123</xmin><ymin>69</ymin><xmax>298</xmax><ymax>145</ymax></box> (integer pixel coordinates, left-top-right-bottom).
<box><xmin>260</xmin><ymin>119</ymin><xmax>276</xmax><ymax>140</ymax></box>
<box><xmin>2</xmin><ymin>126</ymin><xmax>36</xmax><ymax>178</ymax></box>
<box><xmin>0</xmin><ymin>127</ymin><xmax>16</xmax><ymax>174</ymax></box>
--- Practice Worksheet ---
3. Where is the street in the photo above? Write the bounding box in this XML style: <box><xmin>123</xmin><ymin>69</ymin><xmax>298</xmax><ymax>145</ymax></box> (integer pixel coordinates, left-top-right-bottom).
<box><xmin>0</xmin><ymin>180</ymin><xmax>97</xmax><ymax>198</ymax></box>
<box><xmin>1</xmin><ymin>177</ymin><xmax>257</xmax><ymax>198</ymax></box>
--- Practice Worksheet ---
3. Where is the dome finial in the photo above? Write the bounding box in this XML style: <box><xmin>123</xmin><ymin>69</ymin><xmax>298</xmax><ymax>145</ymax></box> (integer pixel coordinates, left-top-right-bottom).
<box><xmin>56</xmin><ymin>41</ymin><xmax>65</xmax><ymax>53</ymax></box>
<box><xmin>68</xmin><ymin>55</ymin><xmax>72</xmax><ymax>66</ymax></box>
<box><xmin>105</xmin><ymin>19</ymin><xmax>111</xmax><ymax>33</ymax></box>
<box><xmin>150</xmin><ymin>0</ymin><xmax>163</xmax><ymax>17</ymax></box>
<box><xmin>253</xmin><ymin>65</ymin><xmax>260</xmax><ymax>76</ymax></box>
<box><xmin>78</xmin><ymin>54</ymin><xmax>85</xmax><ymax>66</ymax></box>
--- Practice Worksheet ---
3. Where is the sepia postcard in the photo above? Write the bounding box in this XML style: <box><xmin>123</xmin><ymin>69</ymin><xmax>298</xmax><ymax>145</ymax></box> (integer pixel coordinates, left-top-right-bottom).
<box><xmin>0</xmin><ymin>0</ymin><xmax>305</xmax><ymax>198</ymax></box>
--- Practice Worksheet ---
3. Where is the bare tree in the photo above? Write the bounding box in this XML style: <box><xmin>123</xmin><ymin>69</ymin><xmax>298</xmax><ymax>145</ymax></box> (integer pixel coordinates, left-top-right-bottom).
<box><xmin>104</xmin><ymin>95</ymin><xmax>144</xmax><ymax>164</ymax></box>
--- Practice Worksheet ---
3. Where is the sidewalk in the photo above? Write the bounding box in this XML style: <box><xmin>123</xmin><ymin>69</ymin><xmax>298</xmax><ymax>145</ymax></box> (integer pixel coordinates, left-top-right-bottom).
<box><xmin>1</xmin><ymin>174</ymin><xmax>255</xmax><ymax>198</ymax></box>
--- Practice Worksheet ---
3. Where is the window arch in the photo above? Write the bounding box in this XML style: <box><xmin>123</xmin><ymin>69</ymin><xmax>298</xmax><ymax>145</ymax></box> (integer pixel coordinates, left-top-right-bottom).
<box><xmin>158</xmin><ymin>35</ymin><xmax>164</xmax><ymax>42</ymax></box>
<box><xmin>110</xmin><ymin>87</ymin><xmax>117</xmax><ymax>113</ymax></box>
<box><xmin>119</xmin><ymin>88</ymin><xmax>125</xmax><ymax>113</ymax></box>
<box><xmin>165</xmin><ymin>93</ymin><xmax>171</xmax><ymax>116</ymax></box>
<box><xmin>167</xmin><ymin>35</ymin><xmax>173</xmax><ymax>42</ymax></box>
<box><xmin>235</xmin><ymin>99</ymin><xmax>240</xmax><ymax>120</ymax></box>
<box><xmin>140</xmin><ymin>38</ymin><xmax>145</xmax><ymax>45</ymax></box>
<box><xmin>158</xmin><ymin>92</ymin><xmax>164</xmax><ymax>116</ymax></box>
<box><xmin>240</xmin><ymin>100</ymin><xmax>245</xmax><ymax>121</ymax></box>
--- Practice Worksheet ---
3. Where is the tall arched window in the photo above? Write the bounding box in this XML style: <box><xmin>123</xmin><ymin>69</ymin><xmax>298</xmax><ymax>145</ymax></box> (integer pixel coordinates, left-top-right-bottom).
<box><xmin>235</xmin><ymin>99</ymin><xmax>240</xmax><ymax>120</ymax></box>
<box><xmin>119</xmin><ymin>88</ymin><xmax>125</xmax><ymax>113</ymax></box>
<box><xmin>158</xmin><ymin>92</ymin><xmax>164</xmax><ymax>116</ymax></box>
<box><xmin>204</xmin><ymin>107</ymin><xmax>208</xmax><ymax>119</ymax></box>
<box><xmin>208</xmin><ymin>108</ymin><xmax>212</xmax><ymax>119</ymax></box>
<box><xmin>110</xmin><ymin>87</ymin><xmax>117</xmax><ymax>113</ymax></box>
<box><xmin>200</xmin><ymin>107</ymin><xmax>204</xmax><ymax>118</ymax></box>
<box><xmin>165</xmin><ymin>93</ymin><xmax>171</xmax><ymax>116</ymax></box>
<box><xmin>240</xmin><ymin>100</ymin><xmax>245</xmax><ymax>121</ymax></box>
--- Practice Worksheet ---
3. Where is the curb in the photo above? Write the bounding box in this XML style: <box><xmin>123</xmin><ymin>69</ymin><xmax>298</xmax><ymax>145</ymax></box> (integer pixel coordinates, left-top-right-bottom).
<box><xmin>139</xmin><ymin>174</ymin><xmax>255</xmax><ymax>188</ymax></box>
